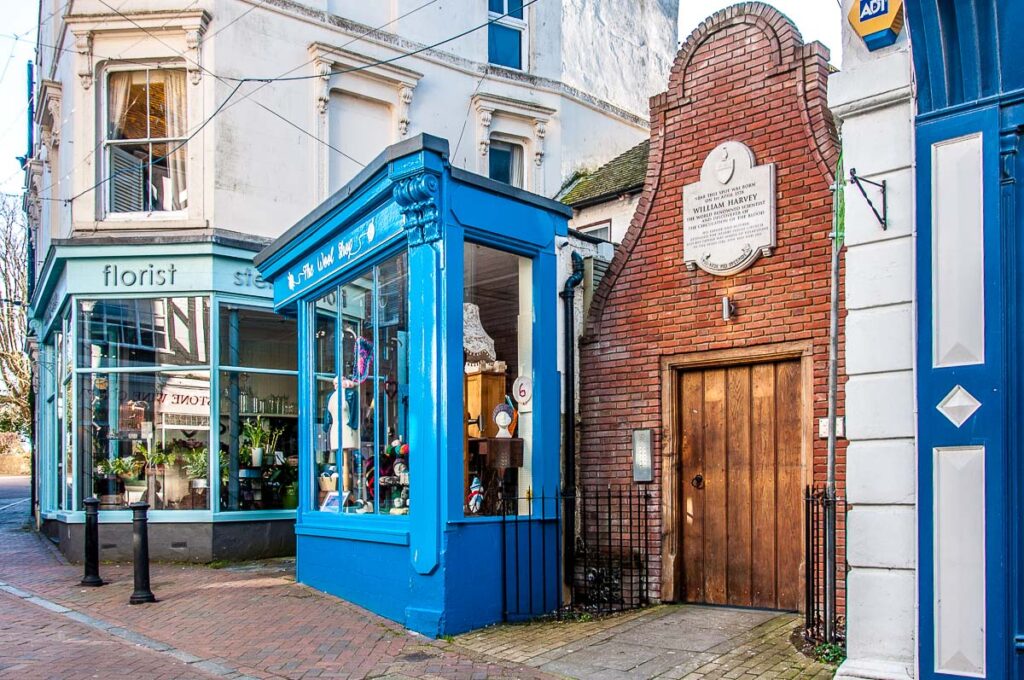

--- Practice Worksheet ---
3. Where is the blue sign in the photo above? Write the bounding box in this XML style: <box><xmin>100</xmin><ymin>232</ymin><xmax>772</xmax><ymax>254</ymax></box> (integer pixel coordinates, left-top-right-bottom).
<box><xmin>274</xmin><ymin>202</ymin><xmax>403</xmax><ymax>303</ymax></box>
<box><xmin>858</xmin><ymin>0</ymin><xmax>888</xmax><ymax>21</ymax></box>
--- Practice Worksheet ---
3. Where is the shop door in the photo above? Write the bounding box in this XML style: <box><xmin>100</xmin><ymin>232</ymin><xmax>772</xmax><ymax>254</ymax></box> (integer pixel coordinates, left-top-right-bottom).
<box><xmin>679</xmin><ymin>361</ymin><xmax>803</xmax><ymax>611</ymax></box>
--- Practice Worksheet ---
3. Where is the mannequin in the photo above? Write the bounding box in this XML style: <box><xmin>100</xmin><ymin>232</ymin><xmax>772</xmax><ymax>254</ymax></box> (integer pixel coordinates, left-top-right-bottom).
<box><xmin>324</xmin><ymin>376</ymin><xmax>359</xmax><ymax>500</ymax></box>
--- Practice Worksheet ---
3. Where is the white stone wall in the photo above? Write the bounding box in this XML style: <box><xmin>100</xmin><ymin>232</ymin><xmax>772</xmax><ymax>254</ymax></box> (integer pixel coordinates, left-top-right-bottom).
<box><xmin>568</xmin><ymin>192</ymin><xmax>640</xmax><ymax>244</ymax></box>
<box><xmin>829</xmin><ymin>2</ymin><xmax>917</xmax><ymax>678</ymax></box>
<box><xmin>31</xmin><ymin>0</ymin><xmax>677</xmax><ymax>246</ymax></box>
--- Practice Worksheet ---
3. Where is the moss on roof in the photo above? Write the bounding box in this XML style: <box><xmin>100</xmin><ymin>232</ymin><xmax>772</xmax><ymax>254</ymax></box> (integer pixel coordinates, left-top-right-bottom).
<box><xmin>561</xmin><ymin>140</ymin><xmax>649</xmax><ymax>207</ymax></box>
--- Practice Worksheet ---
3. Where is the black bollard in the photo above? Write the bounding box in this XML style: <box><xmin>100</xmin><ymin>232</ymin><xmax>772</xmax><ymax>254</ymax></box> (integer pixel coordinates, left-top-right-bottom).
<box><xmin>128</xmin><ymin>502</ymin><xmax>156</xmax><ymax>604</ymax></box>
<box><xmin>80</xmin><ymin>497</ymin><xmax>104</xmax><ymax>587</ymax></box>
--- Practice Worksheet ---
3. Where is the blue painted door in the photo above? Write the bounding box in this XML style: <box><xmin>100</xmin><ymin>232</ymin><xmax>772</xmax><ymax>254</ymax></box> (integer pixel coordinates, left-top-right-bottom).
<box><xmin>916</xmin><ymin>104</ymin><xmax>1011</xmax><ymax>679</ymax></box>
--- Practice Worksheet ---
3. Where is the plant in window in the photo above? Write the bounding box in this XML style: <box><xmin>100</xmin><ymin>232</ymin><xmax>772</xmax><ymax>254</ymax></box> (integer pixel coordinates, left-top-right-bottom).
<box><xmin>134</xmin><ymin>441</ymin><xmax>170</xmax><ymax>469</ymax></box>
<box><xmin>266</xmin><ymin>423</ymin><xmax>286</xmax><ymax>459</ymax></box>
<box><xmin>242</xmin><ymin>416</ymin><xmax>269</xmax><ymax>467</ymax></box>
<box><xmin>182</xmin><ymin>448</ymin><xmax>210</xmax><ymax>489</ymax></box>
<box><xmin>96</xmin><ymin>456</ymin><xmax>142</xmax><ymax>479</ymax></box>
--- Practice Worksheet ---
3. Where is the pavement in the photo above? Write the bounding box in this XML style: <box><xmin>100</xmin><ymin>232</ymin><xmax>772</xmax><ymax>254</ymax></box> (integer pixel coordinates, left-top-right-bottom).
<box><xmin>0</xmin><ymin>475</ymin><xmax>834</xmax><ymax>679</ymax></box>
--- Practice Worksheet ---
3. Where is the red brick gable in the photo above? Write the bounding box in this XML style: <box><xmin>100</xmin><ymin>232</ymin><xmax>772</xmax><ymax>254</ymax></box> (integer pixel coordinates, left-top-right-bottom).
<box><xmin>578</xmin><ymin>3</ymin><xmax>843</xmax><ymax>605</ymax></box>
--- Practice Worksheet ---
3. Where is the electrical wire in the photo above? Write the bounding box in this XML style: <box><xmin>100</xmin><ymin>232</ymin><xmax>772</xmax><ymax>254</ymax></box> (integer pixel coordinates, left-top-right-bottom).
<box><xmin>26</xmin><ymin>0</ymin><xmax>542</xmax><ymax>204</ymax></box>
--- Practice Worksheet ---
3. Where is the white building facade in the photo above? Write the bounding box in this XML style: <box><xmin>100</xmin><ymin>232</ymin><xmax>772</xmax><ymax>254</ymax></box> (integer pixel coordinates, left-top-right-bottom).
<box><xmin>830</xmin><ymin>2</ymin><xmax>916</xmax><ymax>678</ymax></box>
<box><xmin>26</xmin><ymin>0</ymin><xmax>678</xmax><ymax>561</ymax></box>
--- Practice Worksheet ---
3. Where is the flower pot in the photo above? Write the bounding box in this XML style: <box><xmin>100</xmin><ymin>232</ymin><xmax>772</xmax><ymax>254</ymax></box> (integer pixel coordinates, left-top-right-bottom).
<box><xmin>318</xmin><ymin>476</ymin><xmax>337</xmax><ymax>492</ymax></box>
<box><xmin>252</xmin><ymin>447</ymin><xmax>264</xmax><ymax>467</ymax></box>
<box><xmin>282</xmin><ymin>482</ymin><xmax>299</xmax><ymax>509</ymax></box>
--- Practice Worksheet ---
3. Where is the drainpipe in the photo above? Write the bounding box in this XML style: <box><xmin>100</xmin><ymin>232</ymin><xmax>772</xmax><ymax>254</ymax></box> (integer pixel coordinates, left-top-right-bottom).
<box><xmin>560</xmin><ymin>250</ymin><xmax>584</xmax><ymax>591</ymax></box>
<box><xmin>825</xmin><ymin>152</ymin><xmax>844</xmax><ymax>644</ymax></box>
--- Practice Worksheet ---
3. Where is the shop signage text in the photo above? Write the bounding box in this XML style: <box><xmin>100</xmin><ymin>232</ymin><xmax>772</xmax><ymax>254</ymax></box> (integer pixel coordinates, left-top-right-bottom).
<box><xmin>682</xmin><ymin>141</ymin><xmax>776</xmax><ymax>277</ymax></box>
<box><xmin>276</xmin><ymin>202</ymin><xmax>403</xmax><ymax>301</ymax></box>
<box><xmin>233</xmin><ymin>267</ymin><xmax>271</xmax><ymax>290</ymax></box>
<box><xmin>103</xmin><ymin>263</ymin><xmax>178</xmax><ymax>287</ymax></box>
<box><xmin>849</xmin><ymin>0</ymin><xmax>904</xmax><ymax>51</ymax></box>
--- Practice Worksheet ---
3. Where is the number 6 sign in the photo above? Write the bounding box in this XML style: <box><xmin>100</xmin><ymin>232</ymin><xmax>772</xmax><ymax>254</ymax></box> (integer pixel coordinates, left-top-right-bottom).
<box><xmin>512</xmin><ymin>376</ymin><xmax>533</xmax><ymax>405</ymax></box>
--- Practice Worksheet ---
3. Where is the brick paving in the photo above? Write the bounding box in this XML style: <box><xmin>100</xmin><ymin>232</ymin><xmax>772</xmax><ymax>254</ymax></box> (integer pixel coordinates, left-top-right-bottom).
<box><xmin>0</xmin><ymin>478</ymin><xmax>550</xmax><ymax>680</ymax></box>
<box><xmin>0</xmin><ymin>476</ymin><xmax>835</xmax><ymax>679</ymax></box>
<box><xmin>455</xmin><ymin>605</ymin><xmax>836</xmax><ymax>679</ymax></box>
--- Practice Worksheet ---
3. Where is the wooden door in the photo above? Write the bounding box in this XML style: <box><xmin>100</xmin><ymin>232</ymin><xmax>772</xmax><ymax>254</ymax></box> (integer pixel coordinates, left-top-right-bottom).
<box><xmin>679</xmin><ymin>361</ymin><xmax>803</xmax><ymax>611</ymax></box>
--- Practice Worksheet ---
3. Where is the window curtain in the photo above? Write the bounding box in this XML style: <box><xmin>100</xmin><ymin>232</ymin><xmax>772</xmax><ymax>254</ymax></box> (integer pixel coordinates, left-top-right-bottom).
<box><xmin>107</xmin><ymin>72</ymin><xmax>132</xmax><ymax>140</ymax></box>
<box><xmin>509</xmin><ymin>143</ymin><xmax>524</xmax><ymax>188</ymax></box>
<box><xmin>160</xmin><ymin>70</ymin><xmax>188</xmax><ymax>210</ymax></box>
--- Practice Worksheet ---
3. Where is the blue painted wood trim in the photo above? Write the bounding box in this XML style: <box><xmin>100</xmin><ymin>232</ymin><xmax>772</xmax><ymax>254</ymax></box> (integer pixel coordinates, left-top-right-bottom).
<box><xmin>916</xmin><ymin>104</ymin><xmax>1010</xmax><ymax>679</ymax></box>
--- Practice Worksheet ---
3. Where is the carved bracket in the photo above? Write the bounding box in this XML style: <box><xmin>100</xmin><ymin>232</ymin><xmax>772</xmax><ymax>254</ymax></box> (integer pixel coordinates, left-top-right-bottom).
<box><xmin>398</xmin><ymin>86</ymin><xmax>415</xmax><ymax>137</ymax></box>
<box><xmin>75</xmin><ymin>32</ymin><xmax>94</xmax><ymax>90</ymax></box>
<box><xmin>315</xmin><ymin>59</ymin><xmax>331</xmax><ymax>115</ymax></box>
<box><xmin>394</xmin><ymin>174</ymin><xmax>441</xmax><ymax>245</ymax></box>
<box><xmin>533</xmin><ymin>119</ymin><xmax>546</xmax><ymax>167</ymax></box>
<box><xmin>477</xmin><ymin>107</ymin><xmax>493</xmax><ymax>157</ymax></box>
<box><xmin>185</xmin><ymin>29</ymin><xmax>203</xmax><ymax>84</ymax></box>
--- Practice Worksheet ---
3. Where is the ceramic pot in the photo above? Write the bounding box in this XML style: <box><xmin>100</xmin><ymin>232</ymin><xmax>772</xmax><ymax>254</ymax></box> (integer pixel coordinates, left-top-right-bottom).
<box><xmin>252</xmin><ymin>447</ymin><xmax>264</xmax><ymax>467</ymax></box>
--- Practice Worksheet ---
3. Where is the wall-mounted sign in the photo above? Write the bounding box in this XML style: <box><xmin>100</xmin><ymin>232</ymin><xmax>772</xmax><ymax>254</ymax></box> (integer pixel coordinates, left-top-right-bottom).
<box><xmin>683</xmin><ymin>141</ymin><xmax>776</xmax><ymax>277</ymax></box>
<box><xmin>274</xmin><ymin>202</ymin><xmax>404</xmax><ymax>303</ymax></box>
<box><xmin>512</xmin><ymin>375</ymin><xmax>532</xmax><ymax>405</ymax></box>
<box><xmin>849</xmin><ymin>0</ymin><xmax>904</xmax><ymax>51</ymax></box>
<box><xmin>632</xmin><ymin>429</ymin><xmax>653</xmax><ymax>483</ymax></box>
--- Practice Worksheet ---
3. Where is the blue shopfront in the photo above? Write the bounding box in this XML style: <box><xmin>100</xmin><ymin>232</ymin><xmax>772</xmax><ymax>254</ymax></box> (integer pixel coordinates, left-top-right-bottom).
<box><xmin>29</xmin><ymin>234</ymin><xmax>301</xmax><ymax>562</ymax></box>
<box><xmin>904</xmin><ymin>1</ymin><xmax>1024</xmax><ymax>677</ymax></box>
<box><xmin>254</xmin><ymin>134</ymin><xmax>569</xmax><ymax>635</ymax></box>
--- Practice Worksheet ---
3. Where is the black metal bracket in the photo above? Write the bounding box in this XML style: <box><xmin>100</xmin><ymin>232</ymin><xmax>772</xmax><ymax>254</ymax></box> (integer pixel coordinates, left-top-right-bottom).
<box><xmin>848</xmin><ymin>168</ymin><xmax>887</xmax><ymax>230</ymax></box>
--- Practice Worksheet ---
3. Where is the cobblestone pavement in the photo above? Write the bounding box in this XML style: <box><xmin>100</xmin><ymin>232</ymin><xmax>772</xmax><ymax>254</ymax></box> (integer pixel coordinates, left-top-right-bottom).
<box><xmin>455</xmin><ymin>605</ymin><xmax>836</xmax><ymax>679</ymax></box>
<box><xmin>0</xmin><ymin>477</ymin><xmax>550</xmax><ymax>680</ymax></box>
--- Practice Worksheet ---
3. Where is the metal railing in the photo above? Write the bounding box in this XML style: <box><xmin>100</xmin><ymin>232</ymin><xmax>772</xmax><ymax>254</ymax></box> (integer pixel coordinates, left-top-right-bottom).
<box><xmin>499</xmin><ymin>484</ymin><xmax>654</xmax><ymax>621</ymax></box>
<box><xmin>805</xmin><ymin>484</ymin><xmax>845</xmax><ymax>644</ymax></box>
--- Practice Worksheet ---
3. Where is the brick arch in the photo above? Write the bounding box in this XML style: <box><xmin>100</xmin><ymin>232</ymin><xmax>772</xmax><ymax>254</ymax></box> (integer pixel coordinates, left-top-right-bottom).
<box><xmin>584</xmin><ymin>2</ymin><xmax>838</xmax><ymax>340</ymax></box>
<box><xmin>668</xmin><ymin>2</ymin><xmax>799</xmax><ymax>105</ymax></box>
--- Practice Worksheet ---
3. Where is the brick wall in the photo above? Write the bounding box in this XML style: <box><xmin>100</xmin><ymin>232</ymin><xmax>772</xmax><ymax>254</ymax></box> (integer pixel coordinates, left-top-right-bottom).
<box><xmin>579</xmin><ymin>3</ymin><xmax>843</xmax><ymax>607</ymax></box>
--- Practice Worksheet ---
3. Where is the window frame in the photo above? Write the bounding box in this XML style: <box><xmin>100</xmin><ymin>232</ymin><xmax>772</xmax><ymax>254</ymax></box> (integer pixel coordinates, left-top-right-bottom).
<box><xmin>579</xmin><ymin>220</ymin><xmax>612</xmax><ymax>242</ymax></box>
<box><xmin>488</xmin><ymin>138</ymin><xmax>526</xmax><ymax>188</ymax></box>
<box><xmin>488</xmin><ymin>0</ymin><xmax>529</xmax><ymax>71</ymax></box>
<box><xmin>101</xmin><ymin>64</ymin><xmax>189</xmax><ymax>220</ymax></box>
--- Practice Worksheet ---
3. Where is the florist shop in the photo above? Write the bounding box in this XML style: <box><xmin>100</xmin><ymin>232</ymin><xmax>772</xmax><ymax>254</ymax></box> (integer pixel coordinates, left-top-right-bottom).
<box><xmin>254</xmin><ymin>134</ymin><xmax>569</xmax><ymax>636</ymax></box>
<box><xmin>29</xmin><ymin>233</ymin><xmax>301</xmax><ymax>562</ymax></box>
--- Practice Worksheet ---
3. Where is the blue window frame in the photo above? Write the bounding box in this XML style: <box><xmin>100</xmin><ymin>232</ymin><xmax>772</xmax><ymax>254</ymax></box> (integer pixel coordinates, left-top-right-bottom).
<box><xmin>488</xmin><ymin>1</ymin><xmax>526</xmax><ymax>70</ymax></box>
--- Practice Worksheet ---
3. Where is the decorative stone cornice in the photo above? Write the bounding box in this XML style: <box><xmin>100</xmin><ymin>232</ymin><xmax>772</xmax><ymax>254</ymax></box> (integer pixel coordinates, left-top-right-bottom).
<box><xmin>64</xmin><ymin>10</ymin><xmax>211</xmax><ymax>87</ymax></box>
<box><xmin>308</xmin><ymin>42</ymin><xmax>422</xmax><ymax>137</ymax></box>
<box><xmin>394</xmin><ymin>174</ymin><xmax>441</xmax><ymax>245</ymax></box>
<box><xmin>35</xmin><ymin>79</ymin><xmax>62</xmax><ymax>157</ymax></box>
<box><xmin>477</xmin><ymin>106</ymin><xmax>494</xmax><ymax>156</ymax></box>
<box><xmin>471</xmin><ymin>92</ymin><xmax>554</xmax><ymax>162</ymax></box>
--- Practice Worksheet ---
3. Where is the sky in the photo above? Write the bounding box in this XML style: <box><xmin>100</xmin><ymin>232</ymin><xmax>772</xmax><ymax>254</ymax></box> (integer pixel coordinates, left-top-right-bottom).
<box><xmin>680</xmin><ymin>0</ymin><xmax>842</xmax><ymax>65</ymax></box>
<box><xmin>0</xmin><ymin>1</ymin><xmax>842</xmax><ymax>198</ymax></box>
<box><xmin>0</xmin><ymin>2</ymin><xmax>39</xmax><ymax>198</ymax></box>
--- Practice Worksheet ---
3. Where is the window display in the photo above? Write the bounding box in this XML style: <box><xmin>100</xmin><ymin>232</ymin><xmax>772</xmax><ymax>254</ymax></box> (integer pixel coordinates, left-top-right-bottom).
<box><xmin>71</xmin><ymin>297</ymin><xmax>298</xmax><ymax>513</ymax></box>
<box><xmin>80</xmin><ymin>371</ymin><xmax>211</xmax><ymax>510</ymax></box>
<box><xmin>310</xmin><ymin>251</ymin><xmax>409</xmax><ymax>515</ymax></box>
<box><xmin>463</xmin><ymin>243</ymin><xmax>532</xmax><ymax>516</ymax></box>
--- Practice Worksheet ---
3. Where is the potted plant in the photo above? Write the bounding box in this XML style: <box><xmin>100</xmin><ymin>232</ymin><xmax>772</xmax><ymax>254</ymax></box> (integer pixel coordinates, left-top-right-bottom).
<box><xmin>95</xmin><ymin>456</ymin><xmax>141</xmax><ymax>500</ymax></box>
<box><xmin>266</xmin><ymin>424</ymin><xmax>286</xmax><ymax>465</ymax></box>
<box><xmin>269</xmin><ymin>457</ymin><xmax>298</xmax><ymax>509</ymax></box>
<box><xmin>183</xmin><ymin>447</ymin><xmax>210</xmax><ymax>489</ymax></box>
<box><xmin>242</xmin><ymin>416</ymin><xmax>269</xmax><ymax>467</ymax></box>
<box><xmin>135</xmin><ymin>442</ymin><xmax>169</xmax><ymax>508</ymax></box>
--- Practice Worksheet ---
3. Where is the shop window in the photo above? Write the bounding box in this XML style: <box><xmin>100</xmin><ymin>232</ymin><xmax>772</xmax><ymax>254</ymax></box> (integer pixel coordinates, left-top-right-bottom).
<box><xmin>219</xmin><ymin>305</ymin><xmax>297</xmax><ymax>371</ymax></box>
<box><xmin>219</xmin><ymin>373</ymin><xmax>298</xmax><ymax>511</ymax></box>
<box><xmin>488</xmin><ymin>0</ymin><xmax>526</xmax><ymax>70</ymax></box>
<box><xmin>105</xmin><ymin>68</ymin><xmax>188</xmax><ymax>214</ymax></box>
<box><xmin>78</xmin><ymin>296</ymin><xmax>210</xmax><ymax>369</ymax></box>
<box><xmin>489</xmin><ymin>140</ymin><xmax>524</xmax><ymax>188</ymax></box>
<box><xmin>218</xmin><ymin>304</ymin><xmax>299</xmax><ymax>511</ymax></box>
<box><xmin>311</xmin><ymin>251</ymin><xmax>410</xmax><ymax>515</ymax></box>
<box><xmin>80</xmin><ymin>371</ymin><xmax>211</xmax><ymax>511</ymax></box>
<box><xmin>463</xmin><ymin>243</ymin><xmax>532</xmax><ymax>516</ymax></box>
